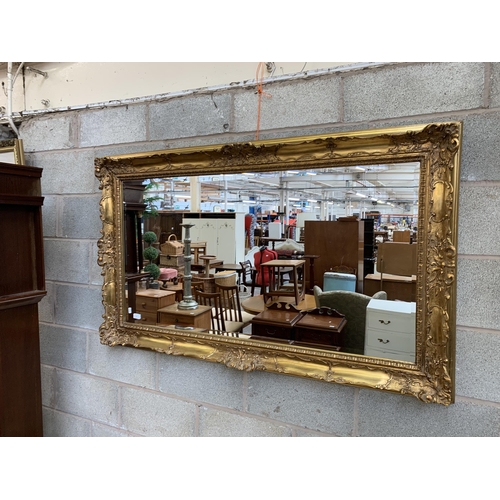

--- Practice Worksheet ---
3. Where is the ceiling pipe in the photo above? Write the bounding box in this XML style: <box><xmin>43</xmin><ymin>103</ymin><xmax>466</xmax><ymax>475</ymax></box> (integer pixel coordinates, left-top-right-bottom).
<box><xmin>6</xmin><ymin>62</ymin><xmax>24</xmax><ymax>137</ymax></box>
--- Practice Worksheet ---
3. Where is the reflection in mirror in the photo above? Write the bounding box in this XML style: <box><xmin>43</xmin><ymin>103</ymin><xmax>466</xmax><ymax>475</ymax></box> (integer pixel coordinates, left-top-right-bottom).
<box><xmin>0</xmin><ymin>139</ymin><xmax>25</xmax><ymax>165</ymax></box>
<box><xmin>97</xmin><ymin>122</ymin><xmax>461</xmax><ymax>405</ymax></box>
<box><xmin>123</xmin><ymin>161</ymin><xmax>420</xmax><ymax>363</ymax></box>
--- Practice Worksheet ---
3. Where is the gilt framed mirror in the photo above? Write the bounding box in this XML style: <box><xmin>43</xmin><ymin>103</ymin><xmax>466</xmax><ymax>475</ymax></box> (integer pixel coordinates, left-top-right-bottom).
<box><xmin>0</xmin><ymin>139</ymin><xmax>25</xmax><ymax>164</ymax></box>
<box><xmin>95</xmin><ymin>122</ymin><xmax>461</xmax><ymax>406</ymax></box>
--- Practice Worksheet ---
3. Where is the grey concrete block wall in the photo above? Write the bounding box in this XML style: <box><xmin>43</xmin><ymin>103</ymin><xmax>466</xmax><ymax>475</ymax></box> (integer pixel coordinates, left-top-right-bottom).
<box><xmin>458</xmin><ymin>183</ymin><xmax>500</xmax><ymax>255</ymax></box>
<box><xmin>456</xmin><ymin>258</ymin><xmax>500</xmax><ymax>330</ymax></box>
<box><xmin>246</xmin><ymin>371</ymin><xmax>356</xmax><ymax>436</ymax></box>
<box><xmin>233</xmin><ymin>76</ymin><xmax>342</xmax><ymax>132</ymax></box>
<box><xmin>461</xmin><ymin>112</ymin><xmax>500</xmax><ymax>182</ymax></box>
<box><xmin>357</xmin><ymin>389</ymin><xmax>500</xmax><ymax>437</ymax></box>
<box><xmin>19</xmin><ymin>62</ymin><xmax>500</xmax><ymax>436</ymax></box>
<box><xmin>343</xmin><ymin>62</ymin><xmax>485</xmax><ymax>122</ymax></box>
<box><xmin>27</xmin><ymin>149</ymin><xmax>100</xmax><ymax>194</ymax></box>
<box><xmin>21</xmin><ymin>113</ymin><xmax>78</xmax><ymax>152</ymax></box>
<box><xmin>149</xmin><ymin>93</ymin><xmax>232</xmax><ymax>139</ymax></box>
<box><xmin>79</xmin><ymin>105</ymin><xmax>148</xmax><ymax>147</ymax></box>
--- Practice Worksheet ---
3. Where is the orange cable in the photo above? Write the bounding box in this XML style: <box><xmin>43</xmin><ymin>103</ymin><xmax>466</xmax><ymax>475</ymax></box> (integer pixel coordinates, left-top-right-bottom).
<box><xmin>255</xmin><ymin>62</ymin><xmax>271</xmax><ymax>141</ymax></box>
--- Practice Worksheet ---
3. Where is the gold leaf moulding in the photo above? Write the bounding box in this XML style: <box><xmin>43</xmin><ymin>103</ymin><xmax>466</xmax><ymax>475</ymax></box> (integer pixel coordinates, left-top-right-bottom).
<box><xmin>95</xmin><ymin>122</ymin><xmax>461</xmax><ymax>406</ymax></box>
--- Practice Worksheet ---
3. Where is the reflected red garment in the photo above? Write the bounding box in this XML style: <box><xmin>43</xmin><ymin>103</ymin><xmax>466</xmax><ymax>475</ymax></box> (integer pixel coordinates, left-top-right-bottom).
<box><xmin>245</xmin><ymin>214</ymin><xmax>253</xmax><ymax>231</ymax></box>
<box><xmin>254</xmin><ymin>248</ymin><xmax>278</xmax><ymax>286</ymax></box>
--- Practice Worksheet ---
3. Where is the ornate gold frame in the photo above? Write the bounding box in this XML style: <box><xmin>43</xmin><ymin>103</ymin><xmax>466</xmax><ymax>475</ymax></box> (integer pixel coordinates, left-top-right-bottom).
<box><xmin>0</xmin><ymin>139</ymin><xmax>25</xmax><ymax>164</ymax></box>
<box><xmin>95</xmin><ymin>122</ymin><xmax>461</xmax><ymax>406</ymax></box>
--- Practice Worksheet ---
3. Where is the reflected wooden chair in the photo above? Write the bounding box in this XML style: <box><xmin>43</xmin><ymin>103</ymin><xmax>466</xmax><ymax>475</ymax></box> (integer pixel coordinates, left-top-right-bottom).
<box><xmin>193</xmin><ymin>289</ymin><xmax>226</xmax><ymax>334</ymax></box>
<box><xmin>191</xmin><ymin>279</ymin><xmax>205</xmax><ymax>294</ymax></box>
<box><xmin>216</xmin><ymin>283</ymin><xmax>255</xmax><ymax>330</ymax></box>
<box><xmin>239</xmin><ymin>260</ymin><xmax>256</xmax><ymax>297</ymax></box>
<box><xmin>330</xmin><ymin>265</ymin><xmax>356</xmax><ymax>276</ymax></box>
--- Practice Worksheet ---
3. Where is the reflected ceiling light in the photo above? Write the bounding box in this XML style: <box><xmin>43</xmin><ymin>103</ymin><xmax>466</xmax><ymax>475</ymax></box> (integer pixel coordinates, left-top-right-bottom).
<box><xmin>287</xmin><ymin>170</ymin><xmax>299</xmax><ymax>174</ymax></box>
<box><xmin>243</xmin><ymin>172</ymin><xmax>254</xmax><ymax>176</ymax></box>
<box><xmin>288</xmin><ymin>197</ymin><xmax>300</xmax><ymax>201</ymax></box>
<box><xmin>355</xmin><ymin>192</ymin><xmax>367</xmax><ymax>198</ymax></box>
<box><xmin>307</xmin><ymin>199</ymin><xmax>318</xmax><ymax>203</ymax></box>
<box><xmin>243</xmin><ymin>200</ymin><xmax>256</xmax><ymax>203</ymax></box>
<box><xmin>306</xmin><ymin>172</ymin><xmax>317</xmax><ymax>175</ymax></box>
<box><xmin>175</xmin><ymin>194</ymin><xmax>191</xmax><ymax>198</ymax></box>
<box><xmin>354</xmin><ymin>166</ymin><xmax>365</xmax><ymax>171</ymax></box>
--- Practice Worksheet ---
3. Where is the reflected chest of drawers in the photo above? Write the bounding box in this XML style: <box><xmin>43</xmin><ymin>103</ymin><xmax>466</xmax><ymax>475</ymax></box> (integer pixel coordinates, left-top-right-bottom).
<box><xmin>364</xmin><ymin>299</ymin><xmax>416</xmax><ymax>362</ymax></box>
<box><xmin>135</xmin><ymin>289</ymin><xmax>176</xmax><ymax>325</ymax></box>
<box><xmin>251</xmin><ymin>303</ymin><xmax>304</xmax><ymax>341</ymax></box>
<box><xmin>294</xmin><ymin>308</ymin><xmax>346</xmax><ymax>348</ymax></box>
<box><xmin>157</xmin><ymin>304</ymin><xmax>212</xmax><ymax>330</ymax></box>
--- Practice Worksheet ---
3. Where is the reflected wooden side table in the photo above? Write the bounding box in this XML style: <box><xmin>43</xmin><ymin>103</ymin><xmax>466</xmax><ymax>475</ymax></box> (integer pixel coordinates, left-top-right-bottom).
<box><xmin>191</xmin><ymin>241</ymin><xmax>207</xmax><ymax>264</ymax></box>
<box><xmin>302</xmin><ymin>254</ymin><xmax>320</xmax><ymax>293</ymax></box>
<box><xmin>214</xmin><ymin>263</ymin><xmax>244</xmax><ymax>284</ymax></box>
<box><xmin>260</xmin><ymin>237</ymin><xmax>286</xmax><ymax>250</ymax></box>
<box><xmin>198</xmin><ymin>255</ymin><xmax>218</xmax><ymax>292</ymax></box>
<box><xmin>241</xmin><ymin>294</ymin><xmax>316</xmax><ymax>315</ymax></box>
<box><xmin>261</xmin><ymin>259</ymin><xmax>306</xmax><ymax>306</ymax></box>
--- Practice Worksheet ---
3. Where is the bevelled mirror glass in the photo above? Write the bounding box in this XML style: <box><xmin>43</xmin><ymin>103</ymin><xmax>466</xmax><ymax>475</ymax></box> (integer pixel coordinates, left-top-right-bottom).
<box><xmin>95</xmin><ymin>122</ymin><xmax>461</xmax><ymax>406</ymax></box>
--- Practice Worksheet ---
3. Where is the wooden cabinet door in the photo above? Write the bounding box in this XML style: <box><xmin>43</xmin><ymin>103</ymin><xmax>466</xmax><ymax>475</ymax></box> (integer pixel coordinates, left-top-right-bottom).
<box><xmin>304</xmin><ymin>220</ymin><xmax>364</xmax><ymax>293</ymax></box>
<box><xmin>0</xmin><ymin>162</ymin><xmax>45</xmax><ymax>436</ymax></box>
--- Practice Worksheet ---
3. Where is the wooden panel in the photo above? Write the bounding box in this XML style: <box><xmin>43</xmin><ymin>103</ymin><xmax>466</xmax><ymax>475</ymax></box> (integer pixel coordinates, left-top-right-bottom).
<box><xmin>304</xmin><ymin>220</ymin><xmax>364</xmax><ymax>293</ymax></box>
<box><xmin>0</xmin><ymin>305</ymin><xmax>43</xmax><ymax>436</ymax></box>
<box><xmin>145</xmin><ymin>211</ymin><xmax>186</xmax><ymax>242</ymax></box>
<box><xmin>377</xmin><ymin>242</ymin><xmax>417</xmax><ymax>276</ymax></box>
<box><xmin>0</xmin><ymin>162</ymin><xmax>45</xmax><ymax>436</ymax></box>
<box><xmin>393</xmin><ymin>230</ymin><xmax>411</xmax><ymax>243</ymax></box>
<box><xmin>0</xmin><ymin>205</ymin><xmax>40</xmax><ymax>296</ymax></box>
<box><xmin>364</xmin><ymin>274</ymin><xmax>416</xmax><ymax>302</ymax></box>
<box><xmin>0</xmin><ymin>163</ymin><xmax>43</xmax><ymax>196</ymax></box>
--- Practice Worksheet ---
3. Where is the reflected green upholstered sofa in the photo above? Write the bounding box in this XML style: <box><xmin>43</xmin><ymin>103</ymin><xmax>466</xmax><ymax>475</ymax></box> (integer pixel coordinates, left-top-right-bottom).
<box><xmin>313</xmin><ymin>286</ymin><xmax>387</xmax><ymax>355</ymax></box>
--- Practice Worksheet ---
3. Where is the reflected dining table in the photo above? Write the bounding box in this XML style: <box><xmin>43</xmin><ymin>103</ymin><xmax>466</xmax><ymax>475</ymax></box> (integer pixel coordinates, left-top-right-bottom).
<box><xmin>241</xmin><ymin>293</ymin><xmax>317</xmax><ymax>315</ymax></box>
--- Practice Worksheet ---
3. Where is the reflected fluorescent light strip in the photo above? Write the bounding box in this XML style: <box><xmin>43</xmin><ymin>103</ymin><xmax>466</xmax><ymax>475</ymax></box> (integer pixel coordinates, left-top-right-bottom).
<box><xmin>243</xmin><ymin>172</ymin><xmax>255</xmax><ymax>176</ymax></box>
<box><xmin>243</xmin><ymin>200</ymin><xmax>256</xmax><ymax>203</ymax></box>
<box><xmin>287</xmin><ymin>170</ymin><xmax>299</xmax><ymax>174</ymax></box>
<box><xmin>355</xmin><ymin>192</ymin><xmax>367</xmax><ymax>198</ymax></box>
<box><xmin>306</xmin><ymin>172</ymin><xmax>317</xmax><ymax>175</ymax></box>
<box><xmin>288</xmin><ymin>197</ymin><xmax>300</xmax><ymax>201</ymax></box>
<box><xmin>354</xmin><ymin>167</ymin><xmax>365</xmax><ymax>171</ymax></box>
<box><xmin>175</xmin><ymin>194</ymin><xmax>191</xmax><ymax>198</ymax></box>
<box><xmin>307</xmin><ymin>199</ymin><xmax>318</xmax><ymax>203</ymax></box>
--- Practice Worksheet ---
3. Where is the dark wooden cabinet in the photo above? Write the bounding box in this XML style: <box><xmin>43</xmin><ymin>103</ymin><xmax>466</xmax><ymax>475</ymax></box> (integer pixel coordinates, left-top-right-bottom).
<box><xmin>304</xmin><ymin>219</ymin><xmax>365</xmax><ymax>293</ymax></box>
<box><xmin>0</xmin><ymin>162</ymin><xmax>46</xmax><ymax>436</ymax></box>
<box><xmin>144</xmin><ymin>211</ymin><xmax>186</xmax><ymax>242</ymax></box>
<box><xmin>294</xmin><ymin>308</ymin><xmax>346</xmax><ymax>348</ymax></box>
<box><xmin>362</xmin><ymin>218</ymin><xmax>375</xmax><ymax>276</ymax></box>
<box><xmin>123</xmin><ymin>181</ymin><xmax>146</xmax><ymax>274</ymax></box>
<box><xmin>251</xmin><ymin>303</ymin><xmax>304</xmax><ymax>341</ymax></box>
